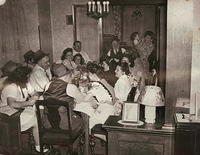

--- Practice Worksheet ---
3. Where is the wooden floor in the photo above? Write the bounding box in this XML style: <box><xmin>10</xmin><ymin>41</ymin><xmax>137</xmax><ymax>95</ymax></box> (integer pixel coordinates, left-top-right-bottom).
<box><xmin>21</xmin><ymin>134</ymin><xmax>106</xmax><ymax>155</ymax></box>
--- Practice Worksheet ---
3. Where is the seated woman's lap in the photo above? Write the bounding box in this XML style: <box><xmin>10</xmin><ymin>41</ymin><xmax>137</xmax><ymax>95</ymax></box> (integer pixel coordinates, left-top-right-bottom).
<box><xmin>20</xmin><ymin>107</ymin><xmax>37</xmax><ymax>132</ymax></box>
<box><xmin>75</xmin><ymin>102</ymin><xmax>114</xmax><ymax>129</ymax></box>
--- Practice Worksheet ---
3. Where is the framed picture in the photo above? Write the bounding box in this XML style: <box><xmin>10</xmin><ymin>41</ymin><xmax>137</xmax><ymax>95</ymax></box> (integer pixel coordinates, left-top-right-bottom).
<box><xmin>122</xmin><ymin>102</ymin><xmax>140</xmax><ymax>123</ymax></box>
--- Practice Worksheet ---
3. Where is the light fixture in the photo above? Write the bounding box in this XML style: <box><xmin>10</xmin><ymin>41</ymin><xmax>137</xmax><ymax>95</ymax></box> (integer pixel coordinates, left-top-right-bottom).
<box><xmin>137</xmin><ymin>86</ymin><xmax>165</xmax><ymax>124</ymax></box>
<box><xmin>87</xmin><ymin>0</ymin><xmax>110</xmax><ymax>20</ymax></box>
<box><xmin>0</xmin><ymin>0</ymin><xmax>6</xmax><ymax>6</ymax></box>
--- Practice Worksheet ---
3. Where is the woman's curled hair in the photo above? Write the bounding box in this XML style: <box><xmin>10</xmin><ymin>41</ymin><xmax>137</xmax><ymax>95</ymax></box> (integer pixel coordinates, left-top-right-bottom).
<box><xmin>5</xmin><ymin>66</ymin><xmax>32</xmax><ymax>86</ymax></box>
<box><xmin>61</xmin><ymin>48</ymin><xmax>73</xmax><ymax>60</ymax></box>
<box><xmin>119</xmin><ymin>62</ymin><xmax>130</xmax><ymax>75</ymax></box>
<box><xmin>87</xmin><ymin>62</ymin><xmax>103</xmax><ymax>78</ymax></box>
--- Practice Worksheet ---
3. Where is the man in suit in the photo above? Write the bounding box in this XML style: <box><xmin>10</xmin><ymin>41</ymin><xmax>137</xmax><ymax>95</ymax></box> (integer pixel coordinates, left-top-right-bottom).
<box><xmin>106</xmin><ymin>37</ymin><xmax>126</xmax><ymax>71</ymax></box>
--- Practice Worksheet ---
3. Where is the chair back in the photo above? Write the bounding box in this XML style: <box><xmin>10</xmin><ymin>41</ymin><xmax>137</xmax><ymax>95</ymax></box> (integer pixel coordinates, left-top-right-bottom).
<box><xmin>35</xmin><ymin>98</ymin><xmax>73</xmax><ymax>137</ymax></box>
<box><xmin>127</xmin><ymin>86</ymin><xmax>137</xmax><ymax>102</ymax></box>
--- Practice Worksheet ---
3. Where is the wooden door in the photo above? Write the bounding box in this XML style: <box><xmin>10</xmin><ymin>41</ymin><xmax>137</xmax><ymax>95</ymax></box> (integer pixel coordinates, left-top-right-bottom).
<box><xmin>73</xmin><ymin>5</ymin><xmax>99</xmax><ymax>62</ymax></box>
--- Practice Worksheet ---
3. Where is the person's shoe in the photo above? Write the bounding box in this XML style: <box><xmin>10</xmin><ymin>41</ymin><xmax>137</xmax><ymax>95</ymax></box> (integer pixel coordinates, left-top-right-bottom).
<box><xmin>35</xmin><ymin>145</ymin><xmax>49</xmax><ymax>153</ymax></box>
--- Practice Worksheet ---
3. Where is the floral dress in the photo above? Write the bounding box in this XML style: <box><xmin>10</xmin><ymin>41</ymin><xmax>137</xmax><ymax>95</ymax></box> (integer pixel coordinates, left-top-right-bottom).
<box><xmin>136</xmin><ymin>39</ymin><xmax>154</xmax><ymax>77</ymax></box>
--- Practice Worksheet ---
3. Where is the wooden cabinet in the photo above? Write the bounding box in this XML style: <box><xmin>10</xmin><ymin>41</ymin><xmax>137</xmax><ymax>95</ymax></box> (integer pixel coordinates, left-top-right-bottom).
<box><xmin>0</xmin><ymin>112</ymin><xmax>21</xmax><ymax>154</ymax></box>
<box><xmin>174</xmin><ymin>113</ymin><xmax>200</xmax><ymax>155</ymax></box>
<box><xmin>103</xmin><ymin>116</ymin><xmax>174</xmax><ymax>155</ymax></box>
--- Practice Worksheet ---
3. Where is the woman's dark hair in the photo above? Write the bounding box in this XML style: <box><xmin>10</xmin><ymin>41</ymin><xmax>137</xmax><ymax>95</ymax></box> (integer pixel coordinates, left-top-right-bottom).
<box><xmin>61</xmin><ymin>48</ymin><xmax>73</xmax><ymax>60</ymax></box>
<box><xmin>118</xmin><ymin>62</ymin><xmax>130</xmax><ymax>75</ymax></box>
<box><xmin>121</xmin><ymin>54</ymin><xmax>135</xmax><ymax>68</ymax></box>
<box><xmin>144</xmin><ymin>31</ymin><xmax>155</xmax><ymax>43</ymax></box>
<box><xmin>99</xmin><ymin>56</ymin><xmax>110</xmax><ymax>66</ymax></box>
<box><xmin>1</xmin><ymin>61</ymin><xmax>21</xmax><ymax>77</ymax></box>
<box><xmin>87</xmin><ymin>62</ymin><xmax>103</xmax><ymax>78</ymax></box>
<box><xmin>130</xmin><ymin>32</ymin><xmax>139</xmax><ymax>41</ymax></box>
<box><xmin>5</xmin><ymin>66</ymin><xmax>32</xmax><ymax>86</ymax></box>
<box><xmin>73</xmin><ymin>53</ymin><xmax>84</xmax><ymax>65</ymax></box>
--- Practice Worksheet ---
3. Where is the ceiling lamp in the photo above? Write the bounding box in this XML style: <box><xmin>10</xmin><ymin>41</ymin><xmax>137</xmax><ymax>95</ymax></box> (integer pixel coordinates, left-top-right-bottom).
<box><xmin>87</xmin><ymin>0</ymin><xmax>110</xmax><ymax>20</ymax></box>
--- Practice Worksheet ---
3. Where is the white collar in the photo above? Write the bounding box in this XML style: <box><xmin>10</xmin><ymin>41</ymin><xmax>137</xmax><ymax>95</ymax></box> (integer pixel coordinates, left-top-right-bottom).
<box><xmin>35</xmin><ymin>64</ymin><xmax>50</xmax><ymax>72</ymax></box>
<box><xmin>35</xmin><ymin>64</ymin><xmax>45</xmax><ymax>71</ymax></box>
<box><xmin>119</xmin><ymin>74</ymin><xmax>128</xmax><ymax>80</ymax></box>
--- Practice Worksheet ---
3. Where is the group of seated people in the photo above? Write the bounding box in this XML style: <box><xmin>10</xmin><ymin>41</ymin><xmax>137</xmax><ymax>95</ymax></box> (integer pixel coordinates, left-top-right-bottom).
<box><xmin>0</xmin><ymin>35</ymin><xmax>158</xmax><ymax>153</ymax></box>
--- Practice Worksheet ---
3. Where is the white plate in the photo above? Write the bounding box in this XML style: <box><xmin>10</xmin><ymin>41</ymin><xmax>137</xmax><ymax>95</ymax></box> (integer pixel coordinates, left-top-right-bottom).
<box><xmin>118</xmin><ymin>120</ymin><xmax>144</xmax><ymax>126</ymax></box>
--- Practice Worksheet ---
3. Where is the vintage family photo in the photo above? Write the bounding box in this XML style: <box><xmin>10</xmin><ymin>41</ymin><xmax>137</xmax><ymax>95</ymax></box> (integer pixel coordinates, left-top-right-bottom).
<box><xmin>0</xmin><ymin>0</ymin><xmax>198</xmax><ymax>155</ymax></box>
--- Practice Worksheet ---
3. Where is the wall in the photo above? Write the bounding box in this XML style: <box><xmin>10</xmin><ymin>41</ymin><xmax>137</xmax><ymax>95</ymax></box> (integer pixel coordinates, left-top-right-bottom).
<box><xmin>0</xmin><ymin>0</ymin><xmax>39</xmax><ymax>67</ymax></box>
<box><xmin>73</xmin><ymin>5</ymin><xmax>99</xmax><ymax>61</ymax></box>
<box><xmin>38</xmin><ymin>0</ymin><xmax>54</xmax><ymax>61</ymax></box>
<box><xmin>50</xmin><ymin>0</ymin><xmax>89</xmax><ymax>62</ymax></box>
<box><xmin>190</xmin><ymin>0</ymin><xmax>200</xmax><ymax>114</ymax></box>
<box><xmin>50</xmin><ymin>0</ymin><xmax>75</xmax><ymax>62</ymax></box>
<box><xmin>22</xmin><ymin>0</ymin><xmax>40</xmax><ymax>52</ymax></box>
<box><xmin>122</xmin><ymin>5</ymin><xmax>156</xmax><ymax>46</ymax></box>
<box><xmin>103</xmin><ymin>5</ymin><xmax>156</xmax><ymax>46</ymax></box>
<box><xmin>165</xmin><ymin>0</ymin><xmax>193</xmax><ymax>124</ymax></box>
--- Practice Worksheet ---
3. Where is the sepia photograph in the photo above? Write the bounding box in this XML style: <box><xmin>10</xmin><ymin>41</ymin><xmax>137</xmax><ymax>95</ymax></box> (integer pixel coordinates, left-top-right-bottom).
<box><xmin>0</xmin><ymin>0</ymin><xmax>199</xmax><ymax>155</ymax></box>
<box><xmin>122</xmin><ymin>102</ymin><xmax>139</xmax><ymax>123</ymax></box>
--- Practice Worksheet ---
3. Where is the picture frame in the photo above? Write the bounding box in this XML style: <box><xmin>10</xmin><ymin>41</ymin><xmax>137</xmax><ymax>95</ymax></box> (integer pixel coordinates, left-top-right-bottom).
<box><xmin>122</xmin><ymin>102</ymin><xmax>140</xmax><ymax>123</ymax></box>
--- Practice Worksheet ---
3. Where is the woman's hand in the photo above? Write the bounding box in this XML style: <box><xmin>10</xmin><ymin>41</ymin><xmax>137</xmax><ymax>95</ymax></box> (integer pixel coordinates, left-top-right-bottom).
<box><xmin>90</xmin><ymin>98</ymin><xmax>98</xmax><ymax>109</ymax></box>
<box><xmin>28</xmin><ymin>95</ymin><xmax>39</xmax><ymax>106</ymax></box>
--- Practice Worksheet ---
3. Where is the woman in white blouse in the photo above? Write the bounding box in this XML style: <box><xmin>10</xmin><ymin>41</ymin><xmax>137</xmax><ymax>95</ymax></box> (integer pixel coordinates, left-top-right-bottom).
<box><xmin>114</xmin><ymin>62</ymin><xmax>132</xmax><ymax>102</ymax></box>
<box><xmin>1</xmin><ymin>66</ymin><xmax>48</xmax><ymax>153</ymax></box>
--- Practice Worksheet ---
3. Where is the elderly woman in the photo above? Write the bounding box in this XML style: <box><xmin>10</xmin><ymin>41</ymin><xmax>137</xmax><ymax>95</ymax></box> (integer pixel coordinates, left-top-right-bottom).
<box><xmin>84</xmin><ymin>62</ymin><xmax>115</xmax><ymax>128</ymax></box>
<box><xmin>114</xmin><ymin>62</ymin><xmax>132</xmax><ymax>102</ymax></box>
<box><xmin>1</xmin><ymin>66</ymin><xmax>48</xmax><ymax>153</ymax></box>
<box><xmin>74</xmin><ymin>62</ymin><xmax>116</xmax><ymax>128</ymax></box>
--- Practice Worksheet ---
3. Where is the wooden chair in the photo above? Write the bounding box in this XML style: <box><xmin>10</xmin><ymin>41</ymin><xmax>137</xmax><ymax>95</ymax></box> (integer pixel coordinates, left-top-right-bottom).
<box><xmin>35</xmin><ymin>98</ymin><xmax>85</xmax><ymax>155</ymax></box>
<box><xmin>127</xmin><ymin>86</ymin><xmax>137</xmax><ymax>102</ymax></box>
<box><xmin>21</xmin><ymin>127</ymin><xmax>35</xmax><ymax>153</ymax></box>
<box><xmin>89</xmin><ymin>124</ymin><xmax>107</xmax><ymax>155</ymax></box>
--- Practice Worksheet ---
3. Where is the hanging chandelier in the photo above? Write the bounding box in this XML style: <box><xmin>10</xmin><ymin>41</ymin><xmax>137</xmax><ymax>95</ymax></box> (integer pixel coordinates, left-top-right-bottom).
<box><xmin>87</xmin><ymin>0</ymin><xmax>110</xmax><ymax>20</ymax></box>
